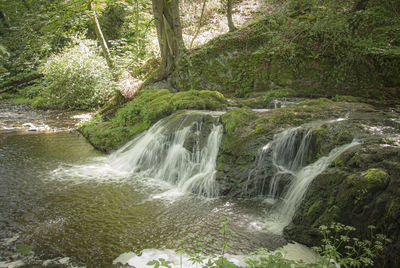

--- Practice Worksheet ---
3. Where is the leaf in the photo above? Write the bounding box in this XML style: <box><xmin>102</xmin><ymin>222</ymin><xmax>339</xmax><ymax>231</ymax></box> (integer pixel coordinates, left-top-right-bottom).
<box><xmin>16</xmin><ymin>244</ymin><xmax>34</xmax><ymax>255</ymax></box>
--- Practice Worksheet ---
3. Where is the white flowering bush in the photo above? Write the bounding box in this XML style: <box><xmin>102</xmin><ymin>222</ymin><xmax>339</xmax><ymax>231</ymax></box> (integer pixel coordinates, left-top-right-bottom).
<box><xmin>40</xmin><ymin>39</ymin><xmax>115</xmax><ymax>110</ymax></box>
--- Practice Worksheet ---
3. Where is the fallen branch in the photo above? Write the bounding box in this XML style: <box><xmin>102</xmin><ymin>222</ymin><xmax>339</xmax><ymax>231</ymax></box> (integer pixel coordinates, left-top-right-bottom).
<box><xmin>0</xmin><ymin>73</ymin><xmax>43</xmax><ymax>93</ymax></box>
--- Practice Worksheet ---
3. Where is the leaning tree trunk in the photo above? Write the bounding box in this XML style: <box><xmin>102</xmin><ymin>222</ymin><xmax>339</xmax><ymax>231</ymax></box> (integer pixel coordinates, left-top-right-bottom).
<box><xmin>227</xmin><ymin>0</ymin><xmax>236</xmax><ymax>32</ymax></box>
<box><xmin>92</xmin><ymin>11</ymin><xmax>113</xmax><ymax>69</ymax></box>
<box><xmin>151</xmin><ymin>0</ymin><xmax>185</xmax><ymax>81</ymax></box>
<box><xmin>88</xmin><ymin>1</ymin><xmax>113</xmax><ymax>70</ymax></box>
<box><xmin>190</xmin><ymin>0</ymin><xmax>207</xmax><ymax>49</ymax></box>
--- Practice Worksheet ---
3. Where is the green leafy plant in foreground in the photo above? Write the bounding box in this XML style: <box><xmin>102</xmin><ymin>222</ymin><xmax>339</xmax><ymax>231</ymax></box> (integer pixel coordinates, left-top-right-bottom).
<box><xmin>312</xmin><ymin>223</ymin><xmax>391</xmax><ymax>267</ymax></box>
<box><xmin>147</xmin><ymin>220</ymin><xmax>390</xmax><ymax>268</ymax></box>
<box><xmin>147</xmin><ymin>258</ymin><xmax>173</xmax><ymax>268</ymax></box>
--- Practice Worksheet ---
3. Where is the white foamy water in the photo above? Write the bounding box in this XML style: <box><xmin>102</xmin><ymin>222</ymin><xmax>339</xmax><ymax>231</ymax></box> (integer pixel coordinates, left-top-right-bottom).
<box><xmin>265</xmin><ymin>140</ymin><xmax>361</xmax><ymax>234</ymax></box>
<box><xmin>51</xmin><ymin>112</ymin><xmax>223</xmax><ymax>197</ymax></box>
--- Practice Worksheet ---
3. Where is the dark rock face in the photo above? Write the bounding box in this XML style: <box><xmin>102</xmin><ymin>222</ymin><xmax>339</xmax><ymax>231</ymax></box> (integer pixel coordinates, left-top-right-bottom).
<box><xmin>215</xmin><ymin>99</ymin><xmax>400</xmax><ymax>266</ymax></box>
<box><xmin>216</xmin><ymin>100</ymin><xmax>380</xmax><ymax>197</ymax></box>
<box><xmin>285</xmin><ymin>143</ymin><xmax>400</xmax><ymax>266</ymax></box>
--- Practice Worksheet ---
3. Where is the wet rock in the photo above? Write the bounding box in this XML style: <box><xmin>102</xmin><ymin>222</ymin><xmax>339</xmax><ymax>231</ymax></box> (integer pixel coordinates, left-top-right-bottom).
<box><xmin>285</xmin><ymin>140</ymin><xmax>400</xmax><ymax>266</ymax></box>
<box><xmin>215</xmin><ymin>99</ymin><xmax>400</xmax><ymax>265</ymax></box>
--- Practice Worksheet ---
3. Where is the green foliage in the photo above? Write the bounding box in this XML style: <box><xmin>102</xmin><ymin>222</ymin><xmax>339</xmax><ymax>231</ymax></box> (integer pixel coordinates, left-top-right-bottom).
<box><xmin>0</xmin><ymin>0</ymin><xmax>89</xmax><ymax>85</ymax></box>
<box><xmin>16</xmin><ymin>244</ymin><xmax>34</xmax><ymax>255</ymax></box>
<box><xmin>219</xmin><ymin>217</ymin><xmax>235</xmax><ymax>262</ymax></box>
<box><xmin>39</xmin><ymin>39</ymin><xmax>116</xmax><ymax>110</ymax></box>
<box><xmin>104</xmin><ymin>0</ymin><xmax>157</xmax><ymax>71</ymax></box>
<box><xmin>146</xmin><ymin>221</ymin><xmax>390</xmax><ymax>268</ymax></box>
<box><xmin>313</xmin><ymin>222</ymin><xmax>391</xmax><ymax>267</ymax></box>
<box><xmin>147</xmin><ymin>258</ymin><xmax>173</xmax><ymax>268</ymax></box>
<box><xmin>246</xmin><ymin>252</ymin><xmax>313</xmax><ymax>268</ymax></box>
<box><xmin>172</xmin><ymin>0</ymin><xmax>400</xmax><ymax>101</ymax></box>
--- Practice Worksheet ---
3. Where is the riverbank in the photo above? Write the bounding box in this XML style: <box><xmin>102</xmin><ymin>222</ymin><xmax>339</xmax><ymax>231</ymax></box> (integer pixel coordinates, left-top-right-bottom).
<box><xmin>0</xmin><ymin>100</ymin><xmax>93</xmax><ymax>133</ymax></box>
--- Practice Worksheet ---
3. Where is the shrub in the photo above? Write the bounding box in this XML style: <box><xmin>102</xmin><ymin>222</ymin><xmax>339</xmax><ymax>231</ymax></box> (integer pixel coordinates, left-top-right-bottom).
<box><xmin>39</xmin><ymin>39</ymin><xmax>116</xmax><ymax>110</ymax></box>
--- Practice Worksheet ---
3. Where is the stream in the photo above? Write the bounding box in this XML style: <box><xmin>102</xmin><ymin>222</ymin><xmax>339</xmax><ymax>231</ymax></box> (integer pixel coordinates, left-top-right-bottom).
<box><xmin>0</xmin><ymin>102</ymin><xmax>287</xmax><ymax>267</ymax></box>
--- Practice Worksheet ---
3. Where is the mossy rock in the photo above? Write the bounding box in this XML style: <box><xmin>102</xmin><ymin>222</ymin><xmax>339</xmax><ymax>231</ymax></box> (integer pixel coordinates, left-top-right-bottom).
<box><xmin>79</xmin><ymin>89</ymin><xmax>227</xmax><ymax>152</ymax></box>
<box><xmin>166</xmin><ymin>3</ymin><xmax>400</xmax><ymax>103</ymax></box>
<box><xmin>216</xmin><ymin>100</ymin><xmax>378</xmax><ymax>196</ymax></box>
<box><xmin>98</xmin><ymin>90</ymin><xmax>128</xmax><ymax>120</ymax></box>
<box><xmin>287</xmin><ymin>140</ymin><xmax>400</xmax><ymax>267</ymax></box>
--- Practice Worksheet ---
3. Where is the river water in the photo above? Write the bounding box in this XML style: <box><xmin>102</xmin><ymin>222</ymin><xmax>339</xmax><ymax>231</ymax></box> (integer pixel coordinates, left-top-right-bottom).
<box><xmin>0</xmin><ymin>102</ymin><xmax>285</xmax><ymax>267</ymax></box>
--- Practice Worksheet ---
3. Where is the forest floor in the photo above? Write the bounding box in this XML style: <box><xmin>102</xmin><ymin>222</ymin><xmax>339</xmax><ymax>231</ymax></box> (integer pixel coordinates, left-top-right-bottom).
<box><xmin>180</xmin><ymin>0</ymin><xmax>279</xmax><ymax>48</ymax></box>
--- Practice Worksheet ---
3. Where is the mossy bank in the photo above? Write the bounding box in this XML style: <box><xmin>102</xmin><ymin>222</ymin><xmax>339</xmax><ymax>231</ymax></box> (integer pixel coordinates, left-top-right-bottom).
<box><xmin>154</xmin><ymin>0</ymin><xmax>400</xmax><ymax>104</ymax></box>
<box><xmin>78</xmin><ymin>89</ymin><xmax>227</xmax><ymax>152</ymax></box>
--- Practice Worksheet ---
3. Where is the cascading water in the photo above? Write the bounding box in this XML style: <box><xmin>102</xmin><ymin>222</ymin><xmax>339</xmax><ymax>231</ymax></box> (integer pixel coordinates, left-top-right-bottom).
<box><xmin>243</xmin><ymin>127</ymin><xmax>313</xmax><ymax>198</ymax></box>
<box><xmin>243</xmin><ymin>122</ymin><xmax>360</xmax><ymax>234</ymax></box>
<box><xmin>268</xmin><ymin>128</ymin><xmax>313</xmax><ymax>197</ymax></box>
<box><xmin>269</xmin><ymin>139</ymin><xmax>360</xmax><ymax>233</ymax></box>
<box><xmin>108</xmin><ymin>112</ymin><xmax>223</xmax><ymax>197</ymax></box>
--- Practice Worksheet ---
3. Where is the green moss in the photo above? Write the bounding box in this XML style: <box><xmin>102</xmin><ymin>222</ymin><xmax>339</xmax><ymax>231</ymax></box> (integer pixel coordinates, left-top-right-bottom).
<box><xmin>8</xmin><ymin>97</ymin><xmax>33</xmax><ymax>105</ymax></box>
<box><xmin>307</xmin><ymin>200</ymin><xmax>322</xmax><ymax>216</ymax></box>
<box><xmin>332</xmin><ymin>95</ymin><xmax>361</xmax><ymax>103</ymax></box>
<box><xmin>171</xmin><ymin>90</ymin><xmax>227</xmax><ymax>111</ymax></box>
<box><xmin>298</xmin><ymin>98</ymin><xmax>332</xmax><ymax>106</ymax></box>
<box><xmin>98</xmin><ymin>90</ymin><xmax>128</xmax><ymax>120</ymax></box>
<box><xmin>0</xmin><ymin>92</ymin><xmax>16</xmax><ymax>100</ymax></box>
<box><xmin>364</xmin><ymin>168</ymin><xmax>389</xmax><ymax>185</ymax></box>
<box><xmin>386</xmin><ymin>199</ymin><xmax>400</xmax><ymax>219</ymax></box>
<box><xmin>314</xmin><ymin>205</ymin><xmax>340</xmax><ymax>227</ymax></box>
<box><xmin>16</xmin><ymin>244</ymin><xmax>34</xmax><ymax>255</ymax></box>
<box><xmin>221</xmin><ymin>108</ymin><xmax>254</xmax><ymax>135</ymax></box>
<box><xmin>79</xmin><ymin>89</ymin><xmax>227</xmax><ymax>152</ymax></box>
<box><xmin>334</xmin><ymin>155</ymin><xmax>345</xmax><ymax>168</ymax></box>
<box><xmin>343</xmin><ymin>169</ymin><xmax>390</xmax><ymax>206</ymax></box>
<box><xmin>236</xmin><ymin>96</ymin><xmax>268</xmax><ymax>109</ymax></box>
<box><xmin>264</xmin><ymin>88</ymin><xmax>297</xmax><ymax>103</ymax></box>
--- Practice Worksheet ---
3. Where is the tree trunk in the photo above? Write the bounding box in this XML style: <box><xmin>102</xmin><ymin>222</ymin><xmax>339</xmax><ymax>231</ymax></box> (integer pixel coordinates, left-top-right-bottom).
<box><xmin>227</xmin><ymin>0</ymin><xmax>236</xmax><ymax>32</ymax></box>
<box><xmin>0</xmin><ymin>74</ymin><xmax>43</xmax><ymax>93</ymax></box>
<box><xmin>151</xmin><ymin>0</ymin><xmax>185</xmax><ymax>81</ymax></box>
<box><xmin>92</xmin><ymin>11</ymin><xmax>113</xmax><ymax>69</ymax></box>
<box><xmin>88</xmin><ymin>1</ymin><xmax>113</xmax><ymax>70</ymax></box>
<box><xmin>190</xmin><ymin>0</ymin><xmax>207</xmax><ymax>49</ymax></box>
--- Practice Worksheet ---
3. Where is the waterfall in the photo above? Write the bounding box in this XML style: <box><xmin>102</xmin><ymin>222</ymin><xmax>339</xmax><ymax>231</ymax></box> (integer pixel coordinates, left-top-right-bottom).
<box><xmin>268</xmin><ymin>128</ymin><xmax>313</xmax><ymax>197</ymax></box>
<box><xmin>109</xmin><ymin>112</ymin><xmax>223</xmax><ymax>197</ymax></box>
<box><xmin>265</xmin><ymin>138</ymin><xmax>360</xmax><ymax>234</ymax></box>
<box><xmin>243</xmin><ymin>127</ymin><xmax>312</xmax><ymax>198</ymax></box>
<box><xmin>242</xmin><ymin>122</ymin><xmax>360</xmax><ymax>234</ymax></box>
<box><xmin>273</xmin><ymin>140</ymin><xmax>360</xmax><ymax>229</ymax></box>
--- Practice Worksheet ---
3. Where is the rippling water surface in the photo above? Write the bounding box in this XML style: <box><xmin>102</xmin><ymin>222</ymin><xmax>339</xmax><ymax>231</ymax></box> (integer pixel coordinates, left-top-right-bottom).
<box><xmin>0</xmin><ymin>130</ymin><xmax>284</xmax><ymax>266</ymax></box>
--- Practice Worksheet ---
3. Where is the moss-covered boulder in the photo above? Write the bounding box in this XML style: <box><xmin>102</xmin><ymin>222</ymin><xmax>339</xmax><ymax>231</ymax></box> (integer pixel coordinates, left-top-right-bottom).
<box><xmin>215</xmin><ymin>98</ymin><xmax>400</xmax><ymax>265</ymax></box>
<box><xmin>285</xmin><ymin>142</ymin><xmax>400</xmax><ymax>266</ymax></box>
<box><xmin>78</xmin><ymin>89</ymin><xmax>227</xmax><ymax>152</ymax></box>
<box><xmin>165</xmin><ymin>1</ymin><xmax>400</xmax><ymax>104</ymax></box>
<box><xmin>216</xmin><ymin>99</ymin><xmax>382</xmax><ymax>196</ymax></box>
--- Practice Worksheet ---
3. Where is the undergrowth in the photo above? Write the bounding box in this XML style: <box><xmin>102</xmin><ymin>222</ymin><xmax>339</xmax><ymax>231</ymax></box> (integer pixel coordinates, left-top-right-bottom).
<box><xmin>172</xmin><ymin>0</ymin><xmax>400</xmax><ymax>100</ymax></box>
<box><xmin>147</xmin><ymin>221</ymin><xmax>391</xmax><ymax>268</ymax></box>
